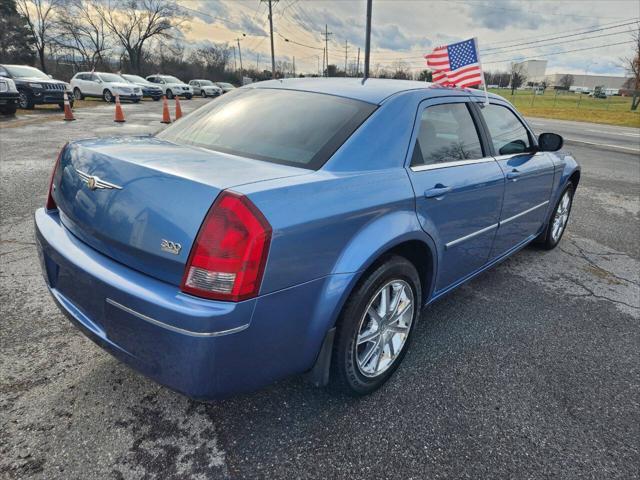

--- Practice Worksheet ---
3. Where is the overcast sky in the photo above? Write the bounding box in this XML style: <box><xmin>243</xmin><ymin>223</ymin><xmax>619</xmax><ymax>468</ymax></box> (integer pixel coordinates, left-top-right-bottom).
<box><xmin>179</xmin><ymin>0</ymin><xmax>639</xmax><ymax>76</ymax></box>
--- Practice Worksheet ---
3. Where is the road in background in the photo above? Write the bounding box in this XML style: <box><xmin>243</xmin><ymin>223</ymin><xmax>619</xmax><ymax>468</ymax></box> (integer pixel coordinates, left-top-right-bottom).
<box><xmin>527</xmin><ymin>116</ymin><xmax>640</xmax><ymax>153</ymax></box>
<box><xmin>1</xmin><ymin>102</ymin><xmax>638</xmax><ymax>479</ymax></box>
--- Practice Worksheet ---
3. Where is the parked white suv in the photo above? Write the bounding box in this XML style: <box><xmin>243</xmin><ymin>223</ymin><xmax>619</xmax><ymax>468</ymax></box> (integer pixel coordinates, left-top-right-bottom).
<box><xmin>71</xmin><ymin>72</ymin><xmax>142</xmax><ymax>103</ymax></box>
<box><xmin>146</xmin><ymin>75</ymin><xmax>193</xmax><ymax>99</ymax></box>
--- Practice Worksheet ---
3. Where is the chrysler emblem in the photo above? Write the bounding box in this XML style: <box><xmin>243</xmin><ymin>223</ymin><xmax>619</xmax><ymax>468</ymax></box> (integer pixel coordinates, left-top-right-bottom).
<box><xmin>75</xmin><ymin>169</ymin><xmax>122</xmax><ymax>191</ymax></box>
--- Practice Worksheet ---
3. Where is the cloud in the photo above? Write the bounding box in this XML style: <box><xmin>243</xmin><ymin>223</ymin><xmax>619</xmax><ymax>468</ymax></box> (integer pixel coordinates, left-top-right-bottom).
<box><xmin>373</xmin><ymin>24</ymin><xmax>432</xmax><ymax>50</ymax></box>
<box><xmin>239</xmin><ymin>14</ymin><xmax>267</xmax><ymax>37</ymax></box>
<box><xmin>466</xmin><ymin>1</ymin><xmax>542</xmax><ymax>31</ymax></box>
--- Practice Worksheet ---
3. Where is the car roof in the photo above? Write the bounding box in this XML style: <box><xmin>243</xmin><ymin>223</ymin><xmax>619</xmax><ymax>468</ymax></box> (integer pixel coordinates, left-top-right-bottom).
<box><xmin>250</xmin><ymin>77</ymin><xmax>502</xmax><ymax>105</ymax></box>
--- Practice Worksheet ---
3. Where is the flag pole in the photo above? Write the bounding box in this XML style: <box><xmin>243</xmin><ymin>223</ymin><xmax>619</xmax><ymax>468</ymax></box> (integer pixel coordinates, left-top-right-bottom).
<box><xmin>474</xmin><ymin>37</ymin><xmax>489</xmax><ymax>106</ymax></box>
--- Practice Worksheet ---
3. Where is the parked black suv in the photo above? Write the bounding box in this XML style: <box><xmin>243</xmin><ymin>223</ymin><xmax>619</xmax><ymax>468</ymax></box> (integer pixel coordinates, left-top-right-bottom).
<box><xmin>0</xmin><ymin>64</ymin><xmax>73</xmax><ymax>110</ymax></box>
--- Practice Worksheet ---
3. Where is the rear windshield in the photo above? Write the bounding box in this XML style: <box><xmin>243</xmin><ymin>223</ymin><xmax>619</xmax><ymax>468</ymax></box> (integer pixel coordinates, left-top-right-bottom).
<box><xmin>157</xmin><ymin>88</ymin><xmax>376</xmax><ymax>169</ymax></box>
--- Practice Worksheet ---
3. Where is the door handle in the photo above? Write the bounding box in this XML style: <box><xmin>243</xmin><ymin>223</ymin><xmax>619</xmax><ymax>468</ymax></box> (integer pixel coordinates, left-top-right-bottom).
<box><xmin>506</xmin><ymin>169</ymin><xmax>521</xmax><ymax>181</ymax></box>
<box><xmin>424</xmin><ymin>185</ymin><xmax>452</xmax><ymax>198</ymax></box>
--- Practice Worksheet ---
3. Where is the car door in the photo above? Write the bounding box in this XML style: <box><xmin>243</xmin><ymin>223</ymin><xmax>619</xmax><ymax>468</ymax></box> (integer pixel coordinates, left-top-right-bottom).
<box><xmin>407</xmin><ymin>97</ymin><xmax>505</xmax><ymax>293</ymax></box>
<box><xmin>85</xmin><ymin>73</ymin><xmax>102</xmax><ymax>96</ymax></box>
<box><xmin>474</xmin><ymin>101</ymin><xmax>555</xmax><ymax>258</ymax></box>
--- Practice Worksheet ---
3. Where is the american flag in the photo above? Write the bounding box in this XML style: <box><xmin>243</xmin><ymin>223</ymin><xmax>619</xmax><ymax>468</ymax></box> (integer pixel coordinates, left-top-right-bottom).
<box><xmin>425</xmin><ymin>38</ymin><xmax>484</xmax><ymax>88</ymax></box>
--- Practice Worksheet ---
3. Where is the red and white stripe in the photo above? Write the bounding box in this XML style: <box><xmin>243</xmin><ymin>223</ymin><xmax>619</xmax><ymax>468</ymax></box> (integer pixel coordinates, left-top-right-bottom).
<box><xmin>424</xmin><ymin>46</ymin><xmax>483</xmax><ymax>88</ymax></box>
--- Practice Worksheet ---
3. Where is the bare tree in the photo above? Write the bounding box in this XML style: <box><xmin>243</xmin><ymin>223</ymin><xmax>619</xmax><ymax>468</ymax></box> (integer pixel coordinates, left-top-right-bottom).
<box><xmin>54</xmin><ymin>0</ymin><xmax>110</xmax><ymax>70</ymax></box>
<box><xmin>559</xmin><ymin>74</ymin><xmax>574</xmax><ymax>90</ymax></box>
<box><xmin>95</xmin><ymin>0</ymin><xmax>187</xmax><ymax>74</ymax></box>
<box><xmin>16</xmin><ymin>0</ymin><xmax>61</xmax><ymax>72</ymax></box>
<box><xmin>509</xmin><ymin>62</ymin><xmax>527</xmax><ymax>95</ymax></box>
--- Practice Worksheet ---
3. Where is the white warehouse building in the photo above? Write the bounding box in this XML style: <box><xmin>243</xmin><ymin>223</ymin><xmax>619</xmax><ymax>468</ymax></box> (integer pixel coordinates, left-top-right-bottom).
<box><xmin>512</xmin><ymin>59</ymin><xmax>548</xmax><ymax>84</ymax></box>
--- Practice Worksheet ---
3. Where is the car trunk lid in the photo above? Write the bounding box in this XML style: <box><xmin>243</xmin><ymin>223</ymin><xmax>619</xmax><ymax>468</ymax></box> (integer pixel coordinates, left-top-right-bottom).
<box><xmin>53</xmin><ymin>136</ymin><xmax>308</xmax><ymax>286</ymax></box>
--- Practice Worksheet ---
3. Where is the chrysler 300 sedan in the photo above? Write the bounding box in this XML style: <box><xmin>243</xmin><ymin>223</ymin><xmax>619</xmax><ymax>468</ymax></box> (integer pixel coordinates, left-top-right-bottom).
<box><xmin>35</xmin><ymin>78</ymin><xmax>579</xmax><ymax>398</ymax></box>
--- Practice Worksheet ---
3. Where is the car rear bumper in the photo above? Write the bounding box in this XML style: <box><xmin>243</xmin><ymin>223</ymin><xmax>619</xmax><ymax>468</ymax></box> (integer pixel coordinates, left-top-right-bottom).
<box><xmin>35</xmin><ymin>208</ymin><xmax>353</xmax><ymax>399</ymax></box>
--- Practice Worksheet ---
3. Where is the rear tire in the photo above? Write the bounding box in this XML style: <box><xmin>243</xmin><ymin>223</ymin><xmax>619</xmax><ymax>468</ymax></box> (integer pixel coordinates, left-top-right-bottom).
<box><xmin>330</xmin><ymin>255</ymin><xmax>421</xmax><ymax>396</ymax></box>
<box><xmin>537</xmin><ymin>183</ymin><xmax>574</xmax><ymax>250</ymax></box>
<box><xmin>152</xmin><ymin>96</ymin><xmax>161</xmax><ymax>101</ymax></box>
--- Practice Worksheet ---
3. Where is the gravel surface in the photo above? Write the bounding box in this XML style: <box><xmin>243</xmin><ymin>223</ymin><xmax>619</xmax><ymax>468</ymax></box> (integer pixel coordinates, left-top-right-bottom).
<box><xmin>1</xmin><ymin>98</ymin><xmax>638</xmax><ymax>479</ymax></box>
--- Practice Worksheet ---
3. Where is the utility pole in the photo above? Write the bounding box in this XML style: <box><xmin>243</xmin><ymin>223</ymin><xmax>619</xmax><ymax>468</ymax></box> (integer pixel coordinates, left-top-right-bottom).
<box><xmin>292</xmin><ymin>56</ymin><xmax>296</xmax><ymax>77</ymax></box>
<box><xmin>344</xmin><ymin>40</ymin><xmax>348</xmax><ymax>76</ymax></box>
<box><xmin>262</xmin><ymin>0</ymin><xmax>277</xmax><ymax>78</ymax></box>
<box><xmin>356</xmin><ymin>47</ymin><xmax>360</xmax><ymax>76</ymax></box>
<box><xmin>256</xmin><ymin>53</ymin><xmax>260</xmax><ymax>70</ymax></box>
<box><xmin>232</xmin><ymin>46</ymin><xmax>237</xmax><ymax>71</ymax></box>
<box><xmin>236</xmin><ymin>38</ymin><xmax>243</xmax><ymax>74</ymax></box>
<box><xmin>322</xmin><ymin>47</ymin><xmax>325</xmax><ymax>76</ymax></box>
<box><xmin>317</xmin><ymin>55</ymin><xmax>320</xmax><ymax>76</ymax></box>
<box><xmin>321</xmin><ymin>25</ymin><xmax>332</xmax><ymax>77</ymax></box>
<box><xmin>364</xmin><ymin>0</ymin><xmax>372</xmax><ymax>78</ymax></box>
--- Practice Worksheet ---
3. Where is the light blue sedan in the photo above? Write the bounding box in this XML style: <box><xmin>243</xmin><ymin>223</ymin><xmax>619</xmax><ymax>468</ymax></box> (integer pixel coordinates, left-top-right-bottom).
<box><xmin>35</xmin><ymin>78</ymin><xmax>579</xmax><ymax>398</ymax></box>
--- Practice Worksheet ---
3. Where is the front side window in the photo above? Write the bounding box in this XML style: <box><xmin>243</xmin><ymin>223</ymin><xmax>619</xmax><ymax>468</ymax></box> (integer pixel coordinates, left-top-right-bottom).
<box><xmin>482</xmin><ymin>104</ymin><xmax>532</xmax><ymax>155</ymax></box>
<box><xmin>411</xmin><ymin>103</ymin><xmax>483</xmax><ymax>167</ymax></box>
<box><xmin>157</xmin><ymin>88</ymin><xmax>376</xmax><ymax>169</ymax></box>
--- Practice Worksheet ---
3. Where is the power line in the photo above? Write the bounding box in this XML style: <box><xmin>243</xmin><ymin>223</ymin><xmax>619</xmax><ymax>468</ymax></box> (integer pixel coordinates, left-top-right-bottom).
<box><xmin>482</xmin><ymin>16</ymin><xmax>640</xmax><ymax>48</ymax></box>
<box><xmin>484</xmin><ymin>29</ymin><xmax>637</xmax><ymax>57</ymax></box>
<box><xmin>277</xmin><ymin>33</ymin><xmax>323</xmax><ymax>50</ymax></box>
<box><xmin>480</xmin><ymin>40</ymin><xmax>637</xmax><ymax>65</ymax></box>
<box><xmin>484</xmin><ymin>20</ymin><xmax>639</xmax><ymax>52</ymax></box>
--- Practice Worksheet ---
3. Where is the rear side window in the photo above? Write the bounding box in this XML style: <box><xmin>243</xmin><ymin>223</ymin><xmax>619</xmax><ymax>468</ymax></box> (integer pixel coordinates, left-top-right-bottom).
<box><xmin>411</xmin><ymin>103</ymin><xmax>483</xmax><ymax>167</ymax></box>
<box><xmin>157</xmin><ymin>88</ymin><xmax>376</xmax><ymax>169</ymax></box>
<box><xmin>481</xmin><ymin>104</ymin><xmax>532</xmax><ymax>155</ymax></box>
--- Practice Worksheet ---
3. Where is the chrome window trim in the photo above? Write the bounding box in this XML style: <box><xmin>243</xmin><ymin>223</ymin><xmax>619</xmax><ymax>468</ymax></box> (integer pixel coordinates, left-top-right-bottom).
<box><xmin>445</xmin><ymin>223</ymin><xmax>499</xmax><ymax>249</ymax></box>
<box><xmin>410</xmin><ymin>157</ymin><xmax>495</xmax><ymax>172</ymax></box>
<box><xmin>105</xmin><ymin>298</ymin><xmax>249</xmax><ymax>337</ymax></box>
<box><xmin>499</xmin><ymin>200</ymin><xmax>549</xmax><ymax>225</ymax></box>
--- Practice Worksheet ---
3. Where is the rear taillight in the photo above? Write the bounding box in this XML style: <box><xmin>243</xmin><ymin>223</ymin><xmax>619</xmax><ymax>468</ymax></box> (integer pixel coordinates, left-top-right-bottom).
<box><xmin>46</xmin><ymin>144</ymin><xmax>66</xmax><ymax>210</ymax></box>
<box><xmin>181</xmin><ymin>191</ymin><xmax>272</xmax><ymax>302</ymax></box>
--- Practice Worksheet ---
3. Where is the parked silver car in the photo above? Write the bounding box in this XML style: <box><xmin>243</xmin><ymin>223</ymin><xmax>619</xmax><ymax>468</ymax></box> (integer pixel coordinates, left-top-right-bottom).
<box><xmin>189</xmin><ymin>80</ymin><xmax>222</xmax><ymax>98</ymax></box>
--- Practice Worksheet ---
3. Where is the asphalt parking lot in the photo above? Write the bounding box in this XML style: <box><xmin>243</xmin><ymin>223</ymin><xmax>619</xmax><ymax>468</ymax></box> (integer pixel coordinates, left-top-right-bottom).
<box><xmin>1</xmin><ymin>98</ymin><xmax>638</xmax><ymax>479</ymax></box>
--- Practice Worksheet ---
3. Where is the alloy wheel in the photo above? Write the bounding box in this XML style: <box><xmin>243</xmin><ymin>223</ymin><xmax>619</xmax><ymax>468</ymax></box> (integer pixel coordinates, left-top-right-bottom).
<box><xmin>355</xmin><ymin>279</ymin><xmax>414</xmax><ymax>378</ymax></box>
<box><xmin>18</xmin><ymin>92</ymin><xmax>28</xmax><ymax>109</ymax></box>
<box><xmin>552</xmin><ymin>190</ymin><xmax>571</xmax><ymax>242</ymax></box>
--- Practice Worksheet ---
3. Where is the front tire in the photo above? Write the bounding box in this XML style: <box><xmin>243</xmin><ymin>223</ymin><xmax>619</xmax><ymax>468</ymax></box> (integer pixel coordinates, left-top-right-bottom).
<box><xmin>185</xmin><ymin>94</ymin><xmax>193</xmax><ymax>100</ymax></box>
<box><xmin>538</xmin><ymin>183</ymin><xmax>574</xmax><ymax>250</ymax></box>
<box><xmin>331</xmin><ymin>256</ymin><xmax>421</xmax><ymax>396</ymax></box>
<box><xmin>166</xmin><ymin>89</ymin><xmax>174</xmax><ymax>99</ymax></box>
<box><xmin>18</xmin><ymin>90</ymin><xmax>34</xmax><ymax>109</ymax></box>
<box><xmin>201</xmin><ymin>90</ymin><xmax>207</xmax><ymax>98</ymax></box>
<box><xmin>103</xmin><ymin>89</ymin><xmax>114</xmax><ymax>103</ymax></box>
<box><xmin>73</xmin><ymin>87</ymin><xmax>84</xmax><ymax>100</ymax></box>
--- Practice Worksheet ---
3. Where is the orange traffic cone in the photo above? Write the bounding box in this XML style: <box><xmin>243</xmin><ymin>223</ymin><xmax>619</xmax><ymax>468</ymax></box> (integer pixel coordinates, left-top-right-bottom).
<box><xmin>114</xmin><ymin>94</ymin><xmax>125</xmax><ymax>123</ymax></box>
<box><xmin>63</xmin><ymin>92</ymin><xmax>75</xmax><ymax>121</ymax></box>
<box><xmin>175</xmin><ymin>96</ymin><xmax>183</xmax><ymax>120</ymax></box>
<box><xmin>161</xmin><ymin>95</ymin><xmax>172</xmax><ymax>124</ymax></box>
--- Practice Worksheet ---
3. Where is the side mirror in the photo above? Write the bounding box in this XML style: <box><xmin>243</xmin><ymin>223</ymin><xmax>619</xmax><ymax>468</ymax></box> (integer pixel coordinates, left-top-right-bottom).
<box><xmin>48</xmin><ymin>74</ymin><xmax>53</xmax><ymax>79</ymax></box>
<box><xmin>538</xmin><ymin>132</ymin><xmax>563</xmax><ymax>152</ymax></box>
